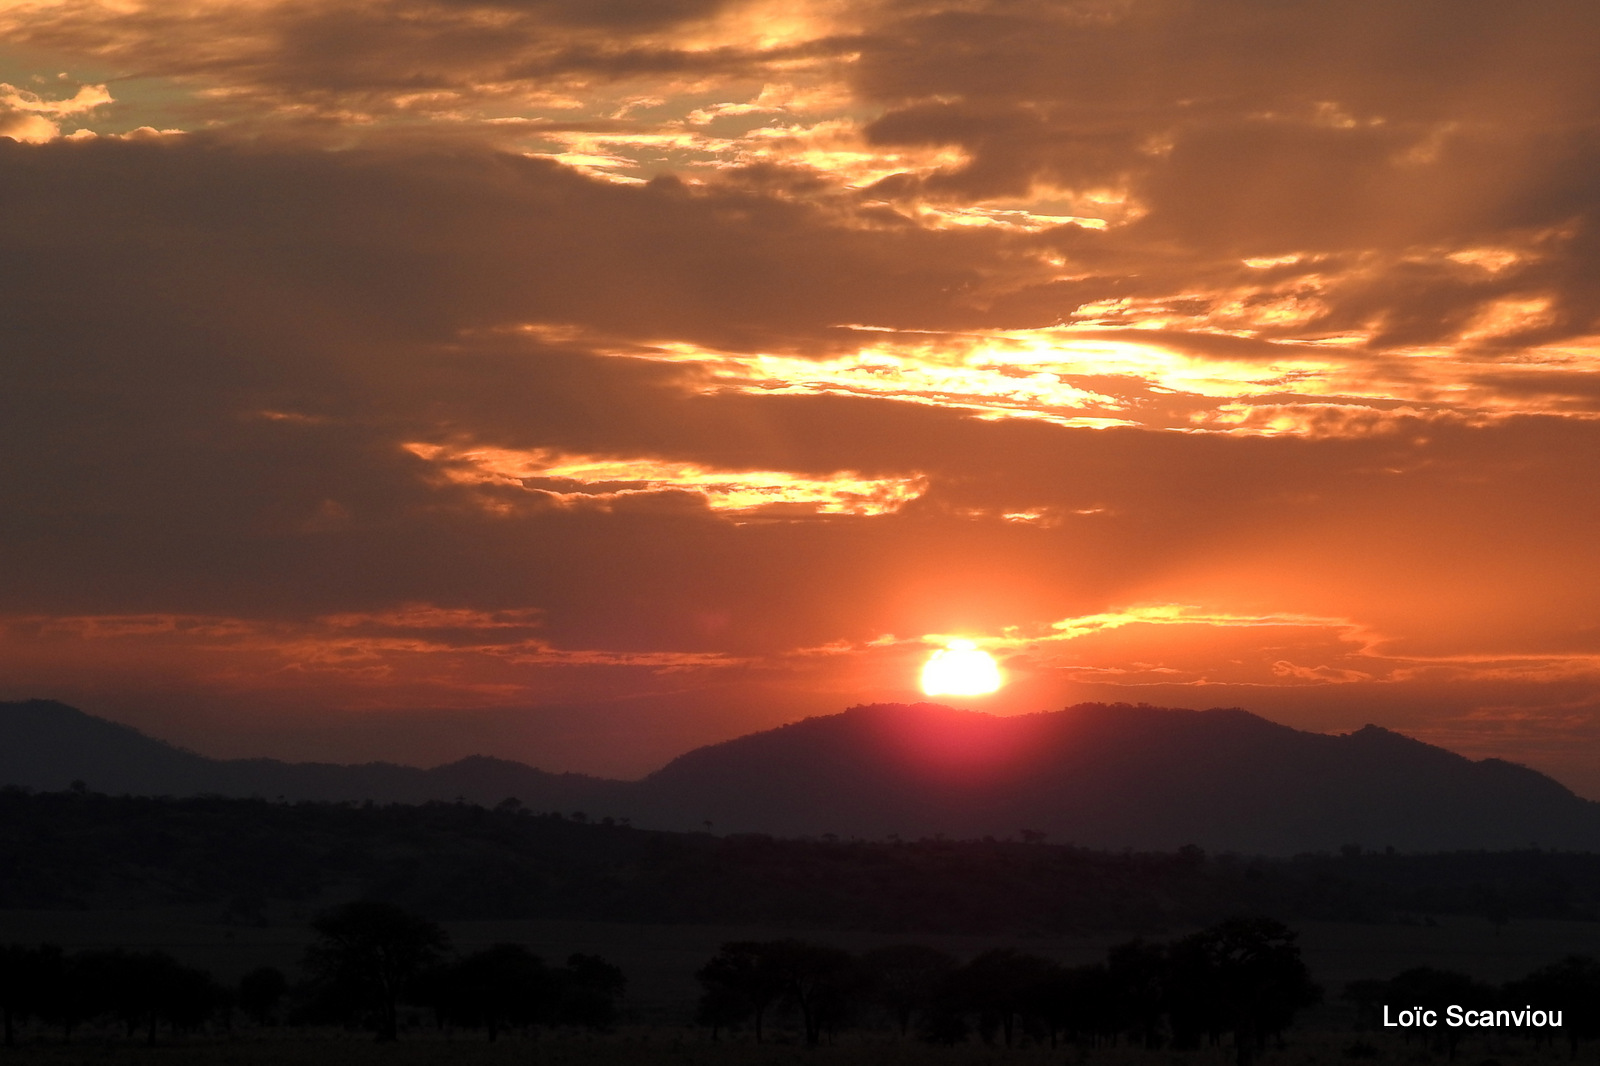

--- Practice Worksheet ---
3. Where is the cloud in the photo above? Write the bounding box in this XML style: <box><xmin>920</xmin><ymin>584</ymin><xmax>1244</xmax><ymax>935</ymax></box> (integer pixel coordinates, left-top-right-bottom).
<box><xmin>0</xmin><ymin>0</ymin><xmax>838</xmax><ymax>127</ymax></box>
<box><xmin>404</xmin><ymin>442</ymin><xmax>930</xmax><ymax>517</ymax></box>
<box><xmin>0</xmin><ymin>81</ymin><xmax>110</xmax><ymax>141</ymax></box>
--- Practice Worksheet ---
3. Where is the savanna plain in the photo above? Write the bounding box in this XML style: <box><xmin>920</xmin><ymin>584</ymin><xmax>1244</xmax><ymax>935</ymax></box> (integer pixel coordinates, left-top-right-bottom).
<box><xmin>2</xmin><ymin>907</ymin><xmax>1596</xmax><ymax>1066</ymax></box>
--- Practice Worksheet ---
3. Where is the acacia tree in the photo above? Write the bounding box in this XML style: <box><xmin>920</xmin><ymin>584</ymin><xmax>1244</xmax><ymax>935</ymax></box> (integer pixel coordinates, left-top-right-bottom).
<box><xmin>1166</xmin><ymin>917</ymin><xmax>1321</xmax><ymax>1066</ymax></box>
<box><xmin>429</xmin><ymin>944</ymin><xmax>548</xmax><ymax>1041</ymax></box>
<box><xmin>861</xmin><ymin>944</ymin><xmax>957</xmax><ymax>1037</ymax></box>
<box><xmin>237</xmin><ymin>966</ymin><xmax>288</xmax><ymax>1027</ymax></box>
<box><xmin>304</xmin><ymin>900</ymin><xmax>448</xmax><ymax>1041</ymax></box>
<box><xmin>765</xmin><ymin>941</ymin><xmax>859</xmax><ymax>1047</ymax></box>
<box><xmin>1106</xmin><ymin>939</ymin><xmax>1168</xmax><ymax>1047</ymax></box>
<box><xmin>695</xmin><ymin>942</ymin><xmax>787</xmax><ymax>1043</ymax></box>
<box><xmin>695</xmin><ymin>940</ymin><xmax>857</xmax><ymax>1045</ymax></box>
<box><xmin>61</xmin><ymin>949</ymin><xmax>224</xmax><ymax>1046</ymax></box>
<box><xmin>556</xmin><ymin>953</ymin><xmax>627</xmax><ymax>1031</ymax></box>
<box><xmin>1033</xmin><ymin>962</ymin><xmax>1116</xmax><ymax>1048</ymax></box>
<box><xmin>944</xmin><ymin>948</ymin><xmax>1057</xmax><ymax>1048</ymax></box>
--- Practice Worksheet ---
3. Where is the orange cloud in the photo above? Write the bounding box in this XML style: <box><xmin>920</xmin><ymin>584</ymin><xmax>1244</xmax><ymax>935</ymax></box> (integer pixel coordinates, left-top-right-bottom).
<box><xmin>404</xmin><ymin>441</ymin><xmax>928</xmax><ymax>517</ymax></box>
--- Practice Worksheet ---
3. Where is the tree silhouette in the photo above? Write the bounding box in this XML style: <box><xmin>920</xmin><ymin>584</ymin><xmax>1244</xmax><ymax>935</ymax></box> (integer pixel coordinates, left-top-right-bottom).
<box><xmin>1503</xmin><ymin>957</ymin><xmax>1596</xmax><ymax>1055</ymax></box>
<box><xmin>303</xmin><ymin>900</ymin><xmax>448</xmax><ymax>1041</ymax></box>
<box><xmin>1036</xmin><ymin>962</ymin><xmax>1118</xmax><ymax>1048</ymax></box>
<box><xmin>60</xmin><ymin>949</ymin><xmax>224</xmax><ymax>1045</ymax></box>
<box><xmin>695</xmin><ymin>941</ymin><xmax>787</xmax><ymax>1042</ymax></box>
<box><xmin>1341</xmin><ymin>977</ymin><xmax>1390</xmax><ymax>1031</ymax></box>
<box><xmin>695</xmin><ymin>940</ymin><xmax>856</xmax><ymax>1045</ymax></box>
<box><xmin>34</xmin><ymin>947</ymin><xmax>94</xmax><ymax>1042</ymax></box>
<box><xmin>426</xmin><ymin>944</ymin><xmax>549</xmax><ymax>1040</ymax></box>
<box><xmin>554</xmin><ymin>953</ymin><xmax>626</xmax><ymax>1030</ymax></box>
<box><xmin>768</xmin><ymin>941</ymin><xmax>859</xmax><ymax>1046</ymax></box>
<box><xmin>237</xmin><ymin>966</ymin><xmax>288</xmax><ymax>1027</ymax></box>
<box><xmin>860</xmin><ymin>943</ymin><xmax>957</xmax><ymax>1037</ymax></box>
<box><xmin>1165</xmin><ymin>918</ymin><xmax>1320</xmax><ymax>1066</ymax></box>
<box><xmin>1105</xmin><ymin>939</ymin><xmax>1168</xmax><ymax>1047</ymax></box>
<box><xmin>1505</xmin><ymin>955</ymin><xmax>1600</xmax><ymax>1057</ymax></box>
<box><xmin>0</xmin><ymin>944</ymin><xmax>55</xmax><ymax>1046</ymax></box>
<box><xmin>156</xmin><ymin>961</ymin><xmax>228</xmax><ymax>1039</ymax></box>
<box><xmin>943</xmin><ymin>948</ymin><xmax>1057</xmax><ymax>1047</ymax></box>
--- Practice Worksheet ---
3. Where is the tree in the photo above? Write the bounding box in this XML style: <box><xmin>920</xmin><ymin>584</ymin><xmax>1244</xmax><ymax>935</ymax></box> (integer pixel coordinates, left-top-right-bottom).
<box><xmin>237</xmin><ymin>966</ymin><xmax>288</xmax><ymax>1027</ymax></box>
<box><xmin>62</xmin><ymin>949</ymin><xmax>223</xmax><ymax>1045</ymax></box>
<box><xmin>555</xmin><ymin>953</ymin><xmax>627</xmax><ymax>1031</ymax></box>
<box><xmin>429</xmin><ymin>944</ymin><xmax>549</xmax><ymax>1040</ymax></box>
<box><xmin>860</xmin><ymin>944</ymin><xmax>958</xmax><ymax>1037</ymax></box>
<box><xmin>34</xmin><ymin>947</ymin><xmax>95</xmax><ymax>1043</ymax></box>
<box><xmin>1035</xmin><ymin>962</ymin><xmax>1117</xmax><ymax>1048</ymax></box>
<box><xmin>1341</xmin><ymin>978</ymin><xmax>1390</xmax><ymax>1031</ymax></box>
<box><xmin>1165</xmin><ymin>918</ymin><xmax>1321</xmax><ymax>1066</ymax></box>
<box><xmin>943</xmin><ymin>948</ymin><xmax>1057</xmax><ymax>1047</ymax></box>
<box><xmin>303</xmin><ymin>900</ymin><xmax>449</xmax><ymax>1041</ymax></box>
<box><xmin>0</xmin><ymin>944</ymin><xmax>55</xmax><ymax>1046</ymax></box>
<box><xmin>764</xmin><ymin>941</ymin><xmax>859</xmax><ymax>1046</ymax></box>
<box><xmin>696</xmin><ymin>978</ymin><xmax>752</xmax><ymax>1040</ymax></box>
<box><xmin>695</xmin><ymin>942</ymin><xmax>787</xmax><ymax>1042</ymax></box>
<box><xmin>1505</xmin><ymin>955</ymin><xmax>1600</xmax><ymax>1057</ymax></box>
<box><xmin>1103</xmin><ymin>939</ymin><xmax>1168</xmax><ymax>1047</ymax></box>
<box><xmin>695</xmin><ymin>940</ymin><xmax>856</xmax><ymax>1045</ymax></box>
<box><xmin>156</xmin><ymin>962</ymin><xmax>228</xmax><ymax>1038</ymax></box>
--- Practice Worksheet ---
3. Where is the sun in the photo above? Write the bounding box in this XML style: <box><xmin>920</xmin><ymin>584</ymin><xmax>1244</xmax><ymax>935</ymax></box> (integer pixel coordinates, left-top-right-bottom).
<box><xmin>920</xmin><ymin>639</ymin><xmax>1003</xmax><ymax>696</ymax></box>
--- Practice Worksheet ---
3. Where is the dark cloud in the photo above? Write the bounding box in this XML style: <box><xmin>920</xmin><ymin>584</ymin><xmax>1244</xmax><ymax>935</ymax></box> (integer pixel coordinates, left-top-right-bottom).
<box><xmin>1</xmin><ymin>0</ymin><xmax>848</xmax><ymax>125</ymax></box>
<box><xmin>856</xmin><ymin>0</ymin><xmax>1600</xmax><ymax>122</ymax></box>
<box><xmin>0</xmin><ymin>135</ymin><xmax>1070</xmax><ymax>351</ymax></box>
<box><xmin>864</xmin><ymin>101</ymin><xmax>1142</xmax><ymax>202</ymax></box>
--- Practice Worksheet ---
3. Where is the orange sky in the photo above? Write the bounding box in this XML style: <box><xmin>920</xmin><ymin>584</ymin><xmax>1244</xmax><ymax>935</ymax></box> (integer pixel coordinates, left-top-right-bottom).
<box><xmin>5</xmin><ymin>0</ymin><xmax>1600</xmax><ymax>794</ymax></box>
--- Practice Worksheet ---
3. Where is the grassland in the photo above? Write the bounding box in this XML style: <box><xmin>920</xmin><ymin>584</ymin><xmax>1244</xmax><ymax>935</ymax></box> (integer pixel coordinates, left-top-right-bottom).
<box><xmin>4</xmin><ymin>907</ymin><xmax>1600</xmax><ymax>1031</ymax></box>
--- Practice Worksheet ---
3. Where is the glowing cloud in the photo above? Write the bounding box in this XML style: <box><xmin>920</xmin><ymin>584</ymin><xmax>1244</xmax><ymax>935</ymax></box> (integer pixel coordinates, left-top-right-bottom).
<box><xmin>404</xmin><ymin>443</ymin><xmax>928</xmax><ymax>517</ymax></box>
<box><xmin>0</xmin><ymin>81</ymin><xmax>111</xmax><ymax>141</ymax></box>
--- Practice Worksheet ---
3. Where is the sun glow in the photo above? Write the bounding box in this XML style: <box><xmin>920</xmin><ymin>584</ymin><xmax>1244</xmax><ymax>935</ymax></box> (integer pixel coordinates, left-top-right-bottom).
<box><xmin>920</xmin><ymin>639</ymin><xmax>1003</xmax><ymax>696</ymax></box>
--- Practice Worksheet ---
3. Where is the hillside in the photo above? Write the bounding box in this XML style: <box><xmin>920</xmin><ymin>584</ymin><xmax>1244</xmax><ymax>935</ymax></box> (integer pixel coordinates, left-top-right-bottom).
<box><xmin>8</xmin><ymin>788</ymin><xmax>1600</xmax><ymax>931</ymax></box>
<box><xmin>631</xmin><ymin>703</ymin><xmax>1600</xmax><ymax>852</ymax></box>
<box><xmin>0</xmin><ymin>699</ymin><xmax>625</xmax><ymax>810</ymax></box>
<box><xmin>4</xmin><ymin>699</ymin><xmax>1598</xmax><ymax>854</ymax></box>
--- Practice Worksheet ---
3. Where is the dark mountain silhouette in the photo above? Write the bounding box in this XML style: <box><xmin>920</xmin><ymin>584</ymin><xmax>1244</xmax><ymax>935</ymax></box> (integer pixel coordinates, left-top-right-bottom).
<box><xmin>631</xmin><ymin>702</ymin><xmax>1600</xmax><ymax>852</ymax></box>
<box><xmin>4</xmin><ymin>699</ymin><xmax>1598</xmax><ymax>853</ymax></box>
<box><xmin>0</xmin><ymin>699</ymin><xmax>625</xmax><ymax>811</ymax></box>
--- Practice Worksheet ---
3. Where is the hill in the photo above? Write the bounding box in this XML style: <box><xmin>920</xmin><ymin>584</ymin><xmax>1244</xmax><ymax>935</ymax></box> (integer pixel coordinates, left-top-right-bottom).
<box><xmin>633</xmin><ymin>702</ymin><xmax>1600</xmax><ymax>852</ymax></box>
<box><xmin>9</xmin><ymin>788</ymin><xmax>1600</xmax><ymax>930</ymax></box>
<box><xmin>0</xmin><ymin>699</ymin><xmax>625</xmax><ymax>810</ymax></box>
<box><xmin>4</xmin><ymin>699</ymin><xmax>1598</xmax><ymax>854</ymax></box>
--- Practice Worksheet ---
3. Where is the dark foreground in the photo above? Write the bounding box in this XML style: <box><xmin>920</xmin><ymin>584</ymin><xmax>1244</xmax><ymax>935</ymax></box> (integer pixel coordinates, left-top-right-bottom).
<box><xmin>0</xmin><ymin>1031</ymin><xmax>1585</xmax><ymax>1066</ymax></box>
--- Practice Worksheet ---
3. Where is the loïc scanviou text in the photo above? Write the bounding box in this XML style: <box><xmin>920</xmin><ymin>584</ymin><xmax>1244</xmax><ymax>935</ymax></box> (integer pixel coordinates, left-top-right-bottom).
<box><xmin>1383</xmin><ymin>1006</ymin><xmax>1562</xmax><ymax>1028</ymax></box>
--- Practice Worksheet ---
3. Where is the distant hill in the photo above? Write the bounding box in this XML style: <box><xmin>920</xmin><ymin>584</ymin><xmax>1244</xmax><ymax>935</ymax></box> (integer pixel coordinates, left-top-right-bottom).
<box><xmin>15</xmin><ymin>787</ymin><xmax>1600</xmax><ymax>927</ymax></box>
<box><xmin>4</xmin><ymin>699</ymin><xmax>1598</xmax><ymax>854</ymax></box>
<box><xmin>632</xmin><ymin>702</ymin><xmax>1600</xmax><ymax>852</ymax></box>
<box><xmin>0</xmin><ymin>699</ymin><xmax>625</xmax><ymax>811</ymax></box>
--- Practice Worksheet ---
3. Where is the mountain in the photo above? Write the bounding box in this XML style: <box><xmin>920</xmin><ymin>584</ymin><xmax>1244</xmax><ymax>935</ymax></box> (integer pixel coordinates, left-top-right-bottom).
<box><xmin>0</xmin><ymin>699</ymin><xmax>626</xmax><ymax>811</ymax></box>
<box><xmin>631</xmin><ymin>702</ymin><xmax>1600</xmax><ymax>852</ymax></box>
<box><xmin>4</xmin><ymin>699</ymin><xmax>1598</xmax><ymax>853</ymax></box>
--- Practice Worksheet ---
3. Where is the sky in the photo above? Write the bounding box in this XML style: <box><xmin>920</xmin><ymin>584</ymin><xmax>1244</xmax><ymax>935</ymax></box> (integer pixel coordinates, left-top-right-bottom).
<box><xmin>5</xmin><ymin>0</ymin><xmax>1600</xmax><ymax>794</ymax></box>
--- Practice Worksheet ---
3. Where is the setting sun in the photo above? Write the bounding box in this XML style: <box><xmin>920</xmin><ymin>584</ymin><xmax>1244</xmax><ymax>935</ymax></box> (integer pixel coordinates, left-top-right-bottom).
<box><xmin>920</xmin><ymin>640</ymin><xmax>1003</xmax><ymax>696</ymax></box>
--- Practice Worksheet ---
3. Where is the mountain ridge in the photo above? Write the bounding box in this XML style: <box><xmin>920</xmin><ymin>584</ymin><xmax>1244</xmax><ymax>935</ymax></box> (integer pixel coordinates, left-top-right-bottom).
<box><xmin>3</xmin><ymin>698</ymin><xmax>1596</xmax><ymax>854</ymax></box>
